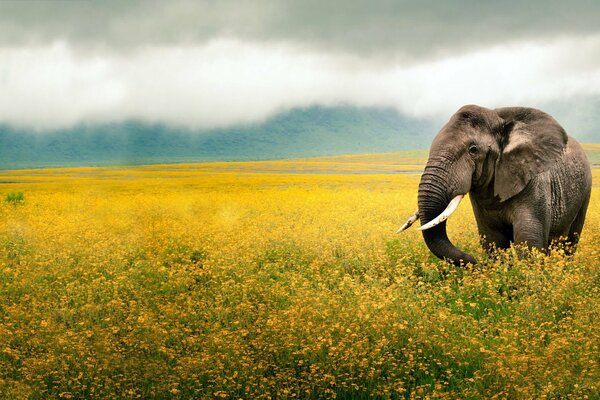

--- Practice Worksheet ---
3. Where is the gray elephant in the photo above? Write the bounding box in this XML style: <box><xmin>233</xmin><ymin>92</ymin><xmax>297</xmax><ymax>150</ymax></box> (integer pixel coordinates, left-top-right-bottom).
<box><xmin>398</xmin><ymin>105</ymin><xmax>592</xmax><ymax>265</ymax></box>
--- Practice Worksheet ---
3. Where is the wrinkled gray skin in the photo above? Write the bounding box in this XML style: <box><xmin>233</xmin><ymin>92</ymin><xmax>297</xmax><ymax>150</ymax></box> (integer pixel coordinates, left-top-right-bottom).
<box><xmin>417</xmin><ymin>105</ymin><xmax>592</xmax><ymax>265</ymax></box>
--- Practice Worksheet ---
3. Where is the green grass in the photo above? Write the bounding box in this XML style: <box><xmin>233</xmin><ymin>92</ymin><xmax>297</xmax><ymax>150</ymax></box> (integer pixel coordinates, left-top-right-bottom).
<box><xmin>4</xmin><ymin>191</ymin><xmax>24</xmax><ymax>204</ymax></box>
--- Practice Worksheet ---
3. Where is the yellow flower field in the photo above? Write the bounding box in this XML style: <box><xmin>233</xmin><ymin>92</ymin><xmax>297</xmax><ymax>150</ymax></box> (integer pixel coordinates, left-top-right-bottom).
<box><xmin>0</xmin><ymin>152</ymin><xmax>598</xmax><ymax>399</ymax></box>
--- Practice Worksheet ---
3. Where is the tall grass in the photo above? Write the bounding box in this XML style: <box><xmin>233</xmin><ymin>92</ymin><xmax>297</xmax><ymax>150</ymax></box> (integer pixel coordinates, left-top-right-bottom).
<box><xmin>0</xmin><ymin>158</ymin><xmax>598</xmax><ymax>399</ymax></box>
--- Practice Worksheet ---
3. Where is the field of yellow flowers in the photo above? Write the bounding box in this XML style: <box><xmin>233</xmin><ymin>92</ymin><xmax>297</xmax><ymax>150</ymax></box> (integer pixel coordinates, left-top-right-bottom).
<box><xmin>0</xmin><ymin>150</ymin><xmax>598</xmax><ymax>399</ymax></box>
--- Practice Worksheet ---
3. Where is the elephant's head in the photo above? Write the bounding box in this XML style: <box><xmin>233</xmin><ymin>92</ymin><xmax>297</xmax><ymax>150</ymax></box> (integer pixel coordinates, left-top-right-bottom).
<box><xmin>399</xmin><ymin>104</ymin><xmax>567</xmax><ymax>265</ymax></box>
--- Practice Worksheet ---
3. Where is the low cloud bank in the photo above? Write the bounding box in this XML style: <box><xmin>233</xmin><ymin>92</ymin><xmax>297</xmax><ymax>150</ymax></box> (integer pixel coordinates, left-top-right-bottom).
<box><xmin>1</xmin><ymin>35</ymin><xmax>599</xmax><ymax>129</ymax></box>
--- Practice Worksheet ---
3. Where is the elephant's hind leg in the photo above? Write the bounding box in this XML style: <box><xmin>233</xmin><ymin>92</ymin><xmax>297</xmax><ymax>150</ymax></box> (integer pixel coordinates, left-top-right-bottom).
<box><xmin>564</xmin><ymin>193</ymin><xmax>591</xmax><ymax>255</ymax></box>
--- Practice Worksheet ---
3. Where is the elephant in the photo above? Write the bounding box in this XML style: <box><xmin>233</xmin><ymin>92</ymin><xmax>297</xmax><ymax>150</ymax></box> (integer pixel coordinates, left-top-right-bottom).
<box><xmin>398</xmin><ymin>105</ymin><xmax>592</xmax><ymax>265</ymax></box>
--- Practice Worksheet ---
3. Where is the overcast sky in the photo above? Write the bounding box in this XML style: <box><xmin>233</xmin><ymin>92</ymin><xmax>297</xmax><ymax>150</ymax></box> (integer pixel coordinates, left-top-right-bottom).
<box><xmin>1</xmin><ymin>0</ymin><xmax>599</xmax><ymax>132</ymax></box>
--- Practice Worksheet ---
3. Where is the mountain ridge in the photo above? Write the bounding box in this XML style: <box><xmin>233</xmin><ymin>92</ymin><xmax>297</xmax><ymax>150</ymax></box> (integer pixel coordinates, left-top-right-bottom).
<box><xmin>0</xmin><ymin>105</ymin><xmax>438</xmax><ymax>169</ymax></box>
<box><xmin>1</xmin><ymin>103</ymin><xmax>597</xmax><ymax>170</ymax></box>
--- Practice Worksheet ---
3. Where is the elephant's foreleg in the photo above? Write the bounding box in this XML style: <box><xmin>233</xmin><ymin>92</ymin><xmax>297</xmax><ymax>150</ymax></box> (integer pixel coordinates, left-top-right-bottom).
<box><xmin>477</xmin><ymin>224</ymin><xmax>511</xmax><ymax>253</ymax></box>
<box><xmin>512</xmin><ymin>211</ymin><xmax>549</xmax><ymax>253</ymax></box>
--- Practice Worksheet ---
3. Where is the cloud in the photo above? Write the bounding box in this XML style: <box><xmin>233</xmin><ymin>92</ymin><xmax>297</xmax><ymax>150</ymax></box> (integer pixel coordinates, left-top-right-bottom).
<box><xmin>1</xmin><ymin>34</ymin><xmax>600</xmax><ymax>129</ymax></box>
<box><xmin>0</xmin><ymin>43</ymin><xmax>126</xmax><ymax>129</ymax></box>
<box><xmin>1</xmin><ymin>1</ymin><xmax>599</xmax><ymax>133</ymax></box>
<box><xmin>1</xmin><ymin>0</ymin><xmax>599</xmax><ymax>60</ymax></box>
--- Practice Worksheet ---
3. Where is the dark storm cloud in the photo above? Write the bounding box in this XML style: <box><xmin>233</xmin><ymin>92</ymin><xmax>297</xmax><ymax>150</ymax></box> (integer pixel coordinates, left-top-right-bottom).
<box><xmin>1</xmin><ymin>0</ymin><xmax>599</xmax><ymax>131</ymax></box>
<box><xmin>1</xmin><ymin>0</ymin><xmax>599</xmax><ymax>59</ymax></box>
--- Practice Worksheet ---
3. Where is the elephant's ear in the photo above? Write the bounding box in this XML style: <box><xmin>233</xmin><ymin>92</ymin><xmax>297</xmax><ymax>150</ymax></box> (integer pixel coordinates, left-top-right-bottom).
<box><xmin>494</xmin><ymin>115</ymin><xmax>567</xmax><ymax>202</ymax></box>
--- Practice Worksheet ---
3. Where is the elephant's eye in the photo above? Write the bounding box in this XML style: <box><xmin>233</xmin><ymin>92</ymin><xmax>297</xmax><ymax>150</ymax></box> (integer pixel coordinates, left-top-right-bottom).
<box><xmin>468</xmin><ymin>144</ymin><xmax>478</xmax><ymax>156</ymax></box>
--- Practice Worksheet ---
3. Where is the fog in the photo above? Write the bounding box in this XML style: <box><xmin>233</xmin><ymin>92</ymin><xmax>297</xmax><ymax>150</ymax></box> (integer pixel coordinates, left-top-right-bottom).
<box><xmin>1</xmin><ymin>34</ymin><xmax>599</xmax><ymax>129</ymax></box>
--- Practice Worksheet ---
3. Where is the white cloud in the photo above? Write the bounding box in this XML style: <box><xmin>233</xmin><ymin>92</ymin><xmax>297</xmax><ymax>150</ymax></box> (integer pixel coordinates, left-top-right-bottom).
<box><xmin>1</xmin><ymin>35</ymin><xmax>599</xmax><ymax>129</ymax></box>
<box><xmin>0</xmin><ymin>43</ymin><xmax>126</xmax><ymax>128</ymax></box>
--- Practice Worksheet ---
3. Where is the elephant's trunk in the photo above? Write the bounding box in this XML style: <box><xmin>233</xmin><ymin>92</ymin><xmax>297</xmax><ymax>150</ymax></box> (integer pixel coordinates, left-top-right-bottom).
<box><xmin>418</xmin><ymin>166</ymin><xmax>478</xmax><ymax>266</ymax></box>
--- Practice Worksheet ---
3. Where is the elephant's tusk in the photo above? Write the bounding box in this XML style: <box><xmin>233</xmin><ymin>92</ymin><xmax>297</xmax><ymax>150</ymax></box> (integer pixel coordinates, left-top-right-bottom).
<box><xmin>396</xmin><ymin>210</ymin><xmax>419</xmax><ymax>233</ymax></box>
<box><xmin>417</xmin><ymin>195</ymin><xmax>464</xmax><ymax>231</ymax></box>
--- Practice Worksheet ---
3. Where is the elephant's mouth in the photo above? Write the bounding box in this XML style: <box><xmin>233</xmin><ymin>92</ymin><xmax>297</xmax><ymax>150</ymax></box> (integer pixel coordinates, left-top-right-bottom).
<box><xmin>417</xmin><ymin>194</ymin><xmax>464</xmax><ymax>231</ymax></box>
<box><xmin>398</xmin><ymin>193</ymin><xmax>477</xmax><ymax>266</ymax></box>
<box><xmin>397</xmin><ymin>194</ymin><xmax>464</xmax><ymax>233</ymax></box>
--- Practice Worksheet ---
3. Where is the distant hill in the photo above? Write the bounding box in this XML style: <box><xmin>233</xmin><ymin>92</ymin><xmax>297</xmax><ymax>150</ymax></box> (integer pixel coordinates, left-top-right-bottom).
<box><xmin>0</xmin><ymin>106</ymin><xmax>438</xmax><ymax>169</ymax></box>
<box><xmin>2</xmin><ymin>103</ymin><xmax>597</xmax><ymax>170</ymax></box>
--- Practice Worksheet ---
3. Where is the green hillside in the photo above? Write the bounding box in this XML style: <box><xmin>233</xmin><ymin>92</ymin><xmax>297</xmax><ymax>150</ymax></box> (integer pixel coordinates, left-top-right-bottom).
<box><xmin>1</xmin><ymin>104</ymin><xmax>597</xmax><ymax>170</ymax></box>
<box><xmin>0</xmin><ymin>106</ymin><xmax>437</xmax><ymax>169</ymax></box>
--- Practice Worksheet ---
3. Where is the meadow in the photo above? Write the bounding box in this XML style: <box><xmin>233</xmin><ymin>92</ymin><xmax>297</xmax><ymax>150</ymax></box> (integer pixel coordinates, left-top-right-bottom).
<box><xmin>0</xmin><ymin>149</ymin><xmax>598</xmax><ymax>399</ymax></box>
